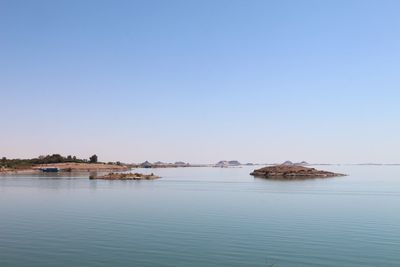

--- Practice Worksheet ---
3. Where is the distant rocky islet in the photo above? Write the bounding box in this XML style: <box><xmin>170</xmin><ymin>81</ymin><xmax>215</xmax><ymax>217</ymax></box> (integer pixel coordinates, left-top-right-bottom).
<box><xmin>250</xmin><ymin>163</ymin><xmax>345</xmax><ymax>179</ymax></box>
<box><xmin>90</xmin><ymin>172</ymin><xmax>161</xmax><ymax>180</ymax></box>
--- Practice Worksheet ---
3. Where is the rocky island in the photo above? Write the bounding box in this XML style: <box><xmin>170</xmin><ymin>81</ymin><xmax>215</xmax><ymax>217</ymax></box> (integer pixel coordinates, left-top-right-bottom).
<box><xmin>214</xmin><ymin>160</ymin><xmax>241</xmax><ymax>167</ymax></box>
<box><xmin>89</xmin><ymin>172</ymin><xmax>161</xmax><ymax>180</ymax></box>
<box><xmin>250</xmin><ymin>165</ymin><xmax>345</xmax><ymax>179</ymax></box>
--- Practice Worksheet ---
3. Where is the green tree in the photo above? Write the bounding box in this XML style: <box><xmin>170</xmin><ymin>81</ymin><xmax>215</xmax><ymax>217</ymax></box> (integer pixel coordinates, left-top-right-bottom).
<box><xmin>89</xmin><ymin>154</ymin><xmax>98</xmax><ymax>163</ymax></box>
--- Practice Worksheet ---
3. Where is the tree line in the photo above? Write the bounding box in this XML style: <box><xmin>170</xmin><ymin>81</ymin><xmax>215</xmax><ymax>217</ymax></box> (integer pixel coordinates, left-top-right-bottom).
<box><xmin>1</xmin><ymin>154</ymin><xmax>98</xmax><ymax>169</ymax></box>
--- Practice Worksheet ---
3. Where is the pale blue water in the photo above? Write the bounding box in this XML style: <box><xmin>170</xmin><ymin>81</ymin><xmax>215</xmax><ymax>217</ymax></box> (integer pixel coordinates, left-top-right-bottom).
<box><xmin>1</xmin><ymin>166</ymin><xmax>399</xmax><ymax>267</ymax></box>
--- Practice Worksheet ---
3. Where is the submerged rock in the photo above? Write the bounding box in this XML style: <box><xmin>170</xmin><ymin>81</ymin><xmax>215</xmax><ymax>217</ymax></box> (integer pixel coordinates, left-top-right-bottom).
<box><xmin>250</xmin><ymin>165</ymin><xmax>345</xmax><ymax>179</ymax></box>
<box><xmin>90</xmin><ymin>172</ymin><xmax>161</xmax><ymax>180</ymax></box>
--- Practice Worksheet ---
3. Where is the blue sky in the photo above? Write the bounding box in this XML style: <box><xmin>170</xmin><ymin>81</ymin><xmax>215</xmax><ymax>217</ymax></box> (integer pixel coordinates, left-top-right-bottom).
<box><xmin>1</xmin><ymin>0</ymin><xmax>400</xmax><ymax>163</ymax></box>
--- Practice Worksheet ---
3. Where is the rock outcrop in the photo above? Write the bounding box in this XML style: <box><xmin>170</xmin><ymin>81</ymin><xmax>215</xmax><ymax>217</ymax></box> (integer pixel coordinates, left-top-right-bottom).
<box><xmin>250</xmin><ymin>165</ymin><xmax>345</xmax><ymax>179</ymax></box>
<box><xmin>281</xmin><ymin>160</ymin><xmax>309</xmax><ymax>166</ymax></box>
<box><xmin>90</xmin><ymin>172</ymin><xmax>160</xmax><ymax>180</ymax></box>
<box><xmin>215</xmin><ymin>160</ymin><xmax>241</xmax><ymax>167</ymax></box>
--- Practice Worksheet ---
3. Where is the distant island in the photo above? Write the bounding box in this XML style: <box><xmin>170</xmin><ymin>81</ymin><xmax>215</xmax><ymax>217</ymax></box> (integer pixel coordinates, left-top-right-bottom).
<box><xmin>250</xmin><ymin>163</ymin><xmax>345</xmax><ymax>179</ymax></box>
<box><xmin>214</xmin><ymin>160</ymin><xmax>241</xmax><ymax>167</ymax></box>
<box><xmin>135</xmin><ymin>161</ymin><xmax>199</xmax><ymax>168</ymax></box>
<box><xmin>280</xmin><ymin>160</ymin><xmax>309</xmax><ymax>166</ymax></box>
<box><xmin>90</xmin><ymin>172</ymin><xmax>161</xmax><ymax>180</ymax></box>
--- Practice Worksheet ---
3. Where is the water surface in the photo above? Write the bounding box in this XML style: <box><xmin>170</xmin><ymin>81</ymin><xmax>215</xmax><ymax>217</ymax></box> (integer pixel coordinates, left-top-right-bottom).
<box><xmin>1</xmin><ymin>166</ymin><xmax>399</xmax><ymax>266</ymax></box>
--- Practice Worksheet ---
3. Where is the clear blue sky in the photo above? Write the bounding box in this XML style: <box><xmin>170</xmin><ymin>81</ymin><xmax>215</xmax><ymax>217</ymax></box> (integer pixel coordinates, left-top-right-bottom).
<box><xmin>1</xmin><ymin>0</ymin><xmax>400</xmax><ymax>163</ymax></box>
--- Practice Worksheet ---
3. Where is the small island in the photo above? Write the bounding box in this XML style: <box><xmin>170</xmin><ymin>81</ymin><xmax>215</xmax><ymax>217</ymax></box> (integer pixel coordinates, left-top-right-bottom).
<box><xmin>89</xmin><ymin>172</ymin><xmax>161</xmax><ymax>180</ymax></box>
<box><xmin>250</xmin><ymin>164</ymin><xmax>345</xmax><ymax>179</ymax></box>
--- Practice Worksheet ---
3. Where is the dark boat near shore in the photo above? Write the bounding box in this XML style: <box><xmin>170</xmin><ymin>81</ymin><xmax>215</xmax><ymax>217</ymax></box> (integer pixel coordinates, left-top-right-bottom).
<box><xmin>39</xmin><ymin>167</ymin><xmax>59</xmax><ymax>172</ymax></box>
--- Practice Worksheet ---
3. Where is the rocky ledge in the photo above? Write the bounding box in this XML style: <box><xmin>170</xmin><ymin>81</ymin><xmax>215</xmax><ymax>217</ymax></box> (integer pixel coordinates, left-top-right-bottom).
<box><xmin>250</xmin><ymin>165</ymin><xmax>345</xmax><ymax>179</ymax></box>
<box><xmin>89</xmin><ymin>172</ymin><xmax>161</xmax><ymax>180</ymax></box>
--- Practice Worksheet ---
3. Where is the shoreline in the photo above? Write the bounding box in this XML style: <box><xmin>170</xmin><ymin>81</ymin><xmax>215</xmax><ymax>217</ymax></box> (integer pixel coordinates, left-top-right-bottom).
<box><xmin>0</xmin><ymin>163</ymin><xmax>130</xmax><ymax>175</ymax></box>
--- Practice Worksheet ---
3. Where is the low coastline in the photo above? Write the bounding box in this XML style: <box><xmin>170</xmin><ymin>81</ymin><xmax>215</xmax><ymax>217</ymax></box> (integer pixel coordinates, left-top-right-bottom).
<box><xmin>0</xmin><ymin>163</ymin><xmax>129</xmax><ymax>175</ymax></box>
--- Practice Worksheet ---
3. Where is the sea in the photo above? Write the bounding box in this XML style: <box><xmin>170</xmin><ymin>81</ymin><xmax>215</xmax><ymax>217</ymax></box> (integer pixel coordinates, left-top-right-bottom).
<box><xmin>1</xmin><ymin>165</ymin><xmax>399</xmax><ymax>267</ymax></box>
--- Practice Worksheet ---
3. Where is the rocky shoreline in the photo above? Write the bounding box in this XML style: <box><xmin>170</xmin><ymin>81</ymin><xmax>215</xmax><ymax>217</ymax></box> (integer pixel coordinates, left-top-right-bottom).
<box><xmin>0</xmin><ymin>163</ymin><xmax>129</xmax><ymax>174</ymax></box>
<box><xmin>89</xmin><ymin>172</ymin><xmax>161</xmax><ymax>180</ymax></box>
<box><xmin>250</xmin><ymin>165</ymin><xmax>345</xmax><ymax>179</ymax></box>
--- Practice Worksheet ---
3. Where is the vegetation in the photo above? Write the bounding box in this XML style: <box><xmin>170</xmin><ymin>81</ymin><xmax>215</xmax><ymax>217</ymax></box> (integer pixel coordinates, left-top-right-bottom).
<box><xmin>0</xmin><ymin>154</ymin><xmax>101</xmax><ymax>169</ymax></box>
<box><xmin>89</xmin><ymin>154</ymin><xmax>98</xmax><ymax>163</ymax></box>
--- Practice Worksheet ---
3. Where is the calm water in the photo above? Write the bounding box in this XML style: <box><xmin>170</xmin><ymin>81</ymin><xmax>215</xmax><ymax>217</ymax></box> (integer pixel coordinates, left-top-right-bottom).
<box><xmin>1</xmin><ymin>165</ymin><xmax>399</xmax><ymax>267</ymax></box>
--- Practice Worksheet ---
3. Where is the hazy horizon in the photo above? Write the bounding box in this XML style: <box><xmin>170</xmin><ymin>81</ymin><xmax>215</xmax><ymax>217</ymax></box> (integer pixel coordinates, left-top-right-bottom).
<box><xmin>2</xmin><ymin>153</ymin><xmax>400</xmax><ymax>166</ymax></box>
<box><xmin>2</xmin><ymin>0</ymin><xmax>400</xmax><ymax>163</ymax></box>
